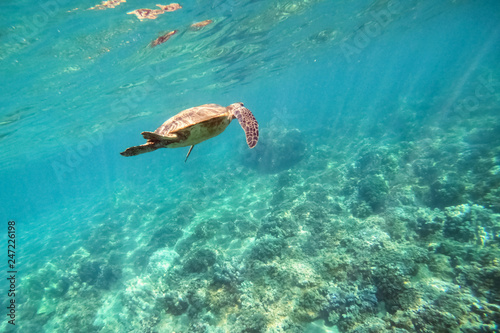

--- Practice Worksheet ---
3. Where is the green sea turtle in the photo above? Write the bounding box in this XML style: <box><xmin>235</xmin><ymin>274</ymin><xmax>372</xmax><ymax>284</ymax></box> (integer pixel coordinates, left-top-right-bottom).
<box><xmin>120</xmin><ymin>102</ymin><xmax>259</xmax><ymax>161</ymax></box>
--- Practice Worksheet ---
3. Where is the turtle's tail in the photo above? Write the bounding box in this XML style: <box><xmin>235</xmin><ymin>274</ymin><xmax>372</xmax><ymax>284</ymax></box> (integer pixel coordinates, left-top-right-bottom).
<box><xmin>120</xmin><ymin>142</ymin><xmax>158</xmax><ymax>157</ymax></box>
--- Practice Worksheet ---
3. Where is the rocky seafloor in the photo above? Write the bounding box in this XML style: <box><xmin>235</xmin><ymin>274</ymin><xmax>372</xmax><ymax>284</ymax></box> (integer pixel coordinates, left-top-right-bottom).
<box><xmin>5</xmin><ymin>98</ymin><xmax>500</xmax><ymax>333</ymax></box>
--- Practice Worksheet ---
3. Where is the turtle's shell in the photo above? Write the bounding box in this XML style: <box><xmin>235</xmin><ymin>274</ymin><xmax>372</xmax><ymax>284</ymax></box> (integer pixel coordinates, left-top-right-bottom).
<box><xmin>155</xmin><ymin>103</ymin><xmax>232</xmax><ymax>148</ymax></box>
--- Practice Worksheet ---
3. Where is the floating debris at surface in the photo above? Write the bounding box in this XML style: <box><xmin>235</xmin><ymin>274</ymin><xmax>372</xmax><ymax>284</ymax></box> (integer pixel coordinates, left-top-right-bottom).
<box><xmin>190</xmin><ymin>19</ymin><xmax>213</xmax><ymax>30</ymax></box>
<box><xmin>127</xmin><ymin>3</ymin><xmax>182</xmax><ymax>20</ymax></box>
<box><xmin>150</xmin><ymin>30</ymin><xmax>177</xmax><ymax>47</ymax></box>
<box><xmin>89</xmin><ymin>0</ymin><xmax>126</xmax><ymax>10</ymax></box>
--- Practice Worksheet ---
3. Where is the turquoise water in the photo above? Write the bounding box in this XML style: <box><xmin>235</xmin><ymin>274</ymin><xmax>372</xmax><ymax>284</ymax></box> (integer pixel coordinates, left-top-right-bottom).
<box><xmin>1</xmin><ymin>0</ymin><xmax>500</xmax><ymax>331</ymax></box>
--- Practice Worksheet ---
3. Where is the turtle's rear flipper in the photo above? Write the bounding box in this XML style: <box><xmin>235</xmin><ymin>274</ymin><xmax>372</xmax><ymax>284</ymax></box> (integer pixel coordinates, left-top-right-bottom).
<box><xmin>120</xmin><ymin>143</ymin><xmax>157</xmax><ymax>157</ymax></box>
<box><xmin>142</xmin><ymin>131</ymin><xmax>165</xmax><ymax>141</ymax></box>
<box><xmin>234</xmin><ymin>107</ymin><xmax>259</xmax><ymax>148</ymax></box>
<box><xmin>142</xmin><ymin>131</ymin><xmax>179</xmax><ymax>143</ymax></box>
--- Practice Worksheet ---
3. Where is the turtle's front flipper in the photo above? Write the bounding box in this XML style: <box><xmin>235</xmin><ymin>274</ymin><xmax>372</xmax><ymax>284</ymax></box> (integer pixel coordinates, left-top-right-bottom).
<box><xmin>233</xmin><ymin>107</ymin><xmax>259</xmax><ymax>148</ymax></box>
<box><xmin>185</xmin><ymin>145</ymin><xmax>195</xmax><ymax>162</ymax></box>
<box><xmin>120</xmin><ymin>142</ymin><xmax>157</xmax><ymax>156</ymax></box>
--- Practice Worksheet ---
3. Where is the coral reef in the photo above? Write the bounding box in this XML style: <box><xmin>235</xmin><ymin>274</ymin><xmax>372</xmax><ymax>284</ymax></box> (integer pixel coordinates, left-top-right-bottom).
<box><xmin>8</xmin><ymin>88</ymin><xmax>500</xmax><ymax>333</ymax></box>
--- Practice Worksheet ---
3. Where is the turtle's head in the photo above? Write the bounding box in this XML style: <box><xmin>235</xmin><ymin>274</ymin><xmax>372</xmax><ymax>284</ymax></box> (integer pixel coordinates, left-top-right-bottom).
<box><xmin>227</xmin><ymin>102</ymin><xmax>245</xmax><ymax>120</ymax></box>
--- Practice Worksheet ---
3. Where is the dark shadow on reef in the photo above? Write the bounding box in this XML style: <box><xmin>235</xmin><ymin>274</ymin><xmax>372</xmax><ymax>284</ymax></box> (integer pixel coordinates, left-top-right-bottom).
<box><xmin>241</xmin><ymin>126</ymin><xmax>306</xmax><ymax>173</ymax></box>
